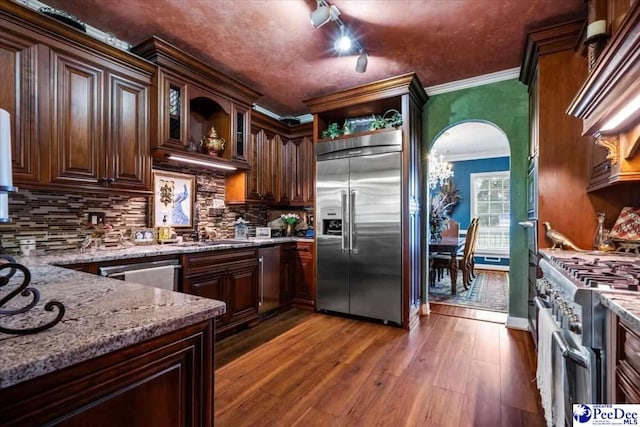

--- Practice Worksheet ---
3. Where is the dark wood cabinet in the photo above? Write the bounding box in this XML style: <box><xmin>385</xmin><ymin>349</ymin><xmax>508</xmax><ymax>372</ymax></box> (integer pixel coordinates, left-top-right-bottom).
<box><xmin>225</xmin><ymin>111</ymin><xmax>314</xmax><ymax>206</ymax></box>
<box><xmin>293</xmin><ymin>241</ymin><xmax>315</xmax><ymax>310</ymax></box>
<box><xmin>568</xmin><ymin>1</ymin><xmax>640</xmax><ymax>189</ymax></box>
<box><xmin>181</xmin><ymin>249</ymin><xmax>259</xmax><ymax>337</ymax></box>
<box><xmin>0</xmin><ymin>320</ymin><xmax>214</xmax><ymax>427</ymax></box>
<box><xmin>0</xmin><ymin>3</ymin><xmax>154</xmax><ymax>195</ymax></box>
<box><xmin>132</xmin><ymin>37</ymin><xmax>260</xmax><ymax>171</ymax></box>
<box><xmin>607</xmin><ymin>311</ymin><xmax>640</xmax><ymax>403</ymax></box>
<box><xmin>280</xmin><ymin>243</ymin><xmax>297</xmax><ymax>307</ymax></box>
<box><xmin>520</xmin><ymin>20</ymin><xmax>595</xmax><ymax>250</ymax></box>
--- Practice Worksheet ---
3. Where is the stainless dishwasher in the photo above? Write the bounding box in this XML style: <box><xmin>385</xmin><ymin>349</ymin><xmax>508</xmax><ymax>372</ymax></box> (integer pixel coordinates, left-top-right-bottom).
<box><xmin>99</xmin><ymin>259</ymin><xmax>180</xmax><ymax>291</ymax></box>
<box><xmin>258</xmin><ymin>246</ymin><xmax>280</xmax><ymax>313</ymax></box>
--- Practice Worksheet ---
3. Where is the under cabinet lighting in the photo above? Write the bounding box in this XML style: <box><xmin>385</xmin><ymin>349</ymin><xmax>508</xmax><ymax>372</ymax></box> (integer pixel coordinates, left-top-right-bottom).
<box><xmin>600</xmin><ymin>92</ymin><xmax>640</xmax><ymax>132</ymax></box>
<box><xmin>167</xmin><ymin>155</ymin><xmax>237</xmax><ymax>171</ymax></box>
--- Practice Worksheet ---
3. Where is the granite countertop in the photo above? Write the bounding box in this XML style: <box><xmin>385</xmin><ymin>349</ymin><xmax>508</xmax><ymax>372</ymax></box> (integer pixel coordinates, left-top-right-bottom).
<box><xmin>0</xmin><ymin>237</ymin><xmax>314</xmax><ymax>389</ymax></box>
<box><xmin>0</xmin><ymin>263</ymin><xmax>226</xmax><ymax>389</ymax></box>
<box><xmin>600</xmin><ymin>293</ymin><xmax>640</xmax><ymax>331</ymax></box>
<box><xmin>32</xmin><ymin>237</ymin><xmax>314</xmax><ymax>266</ymax></box>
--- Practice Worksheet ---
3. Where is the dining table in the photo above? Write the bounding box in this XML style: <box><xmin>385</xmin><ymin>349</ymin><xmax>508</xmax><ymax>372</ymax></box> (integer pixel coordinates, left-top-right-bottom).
<box><xmin>429</xmin><ymin>237</ymin><xmax>466</xmax><ymax>294</ymax></box>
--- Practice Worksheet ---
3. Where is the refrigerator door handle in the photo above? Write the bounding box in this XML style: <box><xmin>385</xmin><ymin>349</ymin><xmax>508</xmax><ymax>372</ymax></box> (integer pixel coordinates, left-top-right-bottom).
<box><xmin>350</xmin><ymin>190</ymin><xmax>357</xmax><ymax>253</ymax></box>
<box><xmin>341</xmin><ymin>190</ymin><xmax>348</xmax><ymax>253</ymax></box>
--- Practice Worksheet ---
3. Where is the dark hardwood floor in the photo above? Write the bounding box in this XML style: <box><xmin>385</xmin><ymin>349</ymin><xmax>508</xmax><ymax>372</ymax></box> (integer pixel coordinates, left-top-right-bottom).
<box><xmin>215</xmin><ymin>309</ymin><xmax>544</xmax><ymax>426</ymax></box>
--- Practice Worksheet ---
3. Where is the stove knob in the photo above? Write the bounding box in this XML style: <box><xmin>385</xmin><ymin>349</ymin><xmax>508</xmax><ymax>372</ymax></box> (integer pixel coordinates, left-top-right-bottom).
<box><xmin>569</xmin><ymin>314</ymin><xmax>582</xmax><ymax>334</ymax></box>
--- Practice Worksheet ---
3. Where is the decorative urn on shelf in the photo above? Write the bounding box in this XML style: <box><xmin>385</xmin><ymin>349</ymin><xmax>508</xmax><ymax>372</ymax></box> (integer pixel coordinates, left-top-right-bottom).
<box><xmin>201</xmin><ymin>126</ymin><xmax>225</xmax><ymax>156</ymax></box>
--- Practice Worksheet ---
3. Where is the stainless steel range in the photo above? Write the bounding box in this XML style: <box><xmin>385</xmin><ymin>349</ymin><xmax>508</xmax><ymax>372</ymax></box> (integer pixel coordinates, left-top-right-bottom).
<box><xmin>536</xmin><ymin>250</ymin><xmax>640</xmax><ymax>419</ymax></box>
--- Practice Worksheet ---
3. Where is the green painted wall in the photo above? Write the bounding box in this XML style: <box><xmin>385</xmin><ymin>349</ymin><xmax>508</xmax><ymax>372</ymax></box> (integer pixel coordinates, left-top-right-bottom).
<box><xmin>424</xmin><ymin>79</ymin><xmax>529</xmax><ymax>320</ymax></box>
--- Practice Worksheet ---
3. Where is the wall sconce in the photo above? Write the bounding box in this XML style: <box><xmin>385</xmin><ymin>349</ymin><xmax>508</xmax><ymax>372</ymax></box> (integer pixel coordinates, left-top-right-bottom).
<box><xmin>584</xmin><ymin>19</ymin><xmax>609</xmax><ymax>72</ymax></box>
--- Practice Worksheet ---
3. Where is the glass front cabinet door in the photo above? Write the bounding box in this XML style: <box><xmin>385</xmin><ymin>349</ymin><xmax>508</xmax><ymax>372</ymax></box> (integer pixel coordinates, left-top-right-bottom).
<box><xmin>160</xmin><ymin>73</ymin><xmax>189</xmax><ymax>150</ymax></box>
<box><xmin>232</xmin><ymin>104</ymin><xmax>250</xmax><ymax>165</ymax></box>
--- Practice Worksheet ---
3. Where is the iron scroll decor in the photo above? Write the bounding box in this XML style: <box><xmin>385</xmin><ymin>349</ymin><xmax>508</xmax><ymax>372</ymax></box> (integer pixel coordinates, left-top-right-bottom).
<box><xmin>0</xmin><ymin>255</ymin><xmax>65</xmax><ymax>335</ymax></box>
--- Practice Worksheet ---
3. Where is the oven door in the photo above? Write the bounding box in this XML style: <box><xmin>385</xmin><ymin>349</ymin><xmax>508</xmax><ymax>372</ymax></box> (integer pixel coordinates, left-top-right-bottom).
<box><xmin>552</xmin><ymin>329</ymin><xmax>598</xmax><ymax>425</ymax></box>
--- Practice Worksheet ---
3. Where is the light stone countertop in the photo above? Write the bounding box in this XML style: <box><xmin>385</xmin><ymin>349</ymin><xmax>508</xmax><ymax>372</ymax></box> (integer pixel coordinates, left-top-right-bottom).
<box><xmin>0</xmin><ymin>238</ymin><xmax>313</xmax><ymax>389</ymax></box>
<box><xmin>599</xmin><ymin>293</ymin><xmax>640</xmax><ymax>331</ymax></box>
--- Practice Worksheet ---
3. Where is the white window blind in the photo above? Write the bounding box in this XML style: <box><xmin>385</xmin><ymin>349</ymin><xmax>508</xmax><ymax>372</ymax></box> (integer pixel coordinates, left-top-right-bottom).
<box><xmin>470</xmin><ymin>171</ymin><xmax>510</xmax><ymax>255</ymax></box>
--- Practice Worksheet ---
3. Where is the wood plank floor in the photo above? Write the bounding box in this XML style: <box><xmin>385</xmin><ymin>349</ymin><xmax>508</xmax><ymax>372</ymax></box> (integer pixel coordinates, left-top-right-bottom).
<box><xmin>215</xmin><ymin>310</ymin><xmax>544</xmax><ymax>426</ymax></box>
<box><xmin>429</xmin><ymin>303</ymin><xmax>509</xmax><ymax>324</ymax></box>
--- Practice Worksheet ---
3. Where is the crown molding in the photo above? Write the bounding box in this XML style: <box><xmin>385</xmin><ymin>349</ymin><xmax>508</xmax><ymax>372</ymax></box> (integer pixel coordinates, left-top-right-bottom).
<box><xmin>425</xmin><ymin>67</ymin><xmax>521</xmax><ymax>96</ymax></box>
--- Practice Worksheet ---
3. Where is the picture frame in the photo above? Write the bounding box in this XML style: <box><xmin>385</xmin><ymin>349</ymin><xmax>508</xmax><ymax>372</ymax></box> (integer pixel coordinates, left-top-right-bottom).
<box><xmin>255</xmin><ymin>227</ymin><xmax>271</xmax><ymax>240</ymax></box>
<box><xmin>132</xmin><ymin>227</ymin><xmax>157</xmax><ymax>245</ymax></box>
<box><xmin>152</xmin><ymin>170</ymin><xmax>195</xmax><ymax>228</ymax></box>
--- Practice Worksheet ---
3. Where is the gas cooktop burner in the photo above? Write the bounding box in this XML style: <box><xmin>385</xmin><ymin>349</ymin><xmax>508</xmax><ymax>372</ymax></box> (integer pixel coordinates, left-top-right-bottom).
<box><xmin>549</xmin><ymin>255</ymin><xmax>640</xmax><ymax>291</ymax></box>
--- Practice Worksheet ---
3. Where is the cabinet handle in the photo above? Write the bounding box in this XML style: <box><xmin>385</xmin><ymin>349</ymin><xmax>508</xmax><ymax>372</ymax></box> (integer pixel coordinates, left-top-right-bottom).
<box><xmin>259</xmin><ymin>256</ymin><xmax>264</xmax><ymax>308</ymax></box>
<box><xmin>100</xmin><ymin>177</ymin><xmax>108</xmax><ymax>185</ymax></box>
<box><xmin>107</xmin><ymin>177</ymin><xmax>115</xmax><ymax>184</ymax></box>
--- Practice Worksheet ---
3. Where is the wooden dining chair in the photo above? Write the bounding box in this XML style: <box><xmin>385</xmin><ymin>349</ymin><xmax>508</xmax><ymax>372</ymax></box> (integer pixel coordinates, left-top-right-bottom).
<box><xmin>465</xmin><ymin>218</ymin><xmax>480</xmax><ymax>283</ymax></box>
<box><xmin>431</xmin><ymin>218</ymin><xmax>478</xmax><ymax>289</ymax></box>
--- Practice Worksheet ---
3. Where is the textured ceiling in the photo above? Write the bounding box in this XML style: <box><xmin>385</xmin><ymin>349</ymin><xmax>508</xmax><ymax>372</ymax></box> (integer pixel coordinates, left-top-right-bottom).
<box><xmin>43</xmin><ymin>0</ymin><xmax>585</xmax><ymax>116</ymax></box>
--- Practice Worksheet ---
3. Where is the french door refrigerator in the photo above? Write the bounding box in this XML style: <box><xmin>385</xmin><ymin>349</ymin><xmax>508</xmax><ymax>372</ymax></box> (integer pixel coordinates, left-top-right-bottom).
<box><xmin>316</xmin><ymin>130</ymin><xmax>402</xmax><ymax>324</ymax></box>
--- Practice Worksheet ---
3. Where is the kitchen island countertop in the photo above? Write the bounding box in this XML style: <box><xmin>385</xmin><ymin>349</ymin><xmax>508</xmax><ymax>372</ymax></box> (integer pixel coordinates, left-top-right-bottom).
<box><xmin>0</xmin><ymin>262</ymin><xmax>225</xmax><ymax>390</ymax></box>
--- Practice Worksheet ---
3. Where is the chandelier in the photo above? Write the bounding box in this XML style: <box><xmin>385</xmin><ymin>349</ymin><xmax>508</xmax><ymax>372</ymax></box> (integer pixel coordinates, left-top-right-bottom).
<box><xmin>428</xmin><ymin>150</ymin><xmax>454</xmax><ymax>189</ymax></box>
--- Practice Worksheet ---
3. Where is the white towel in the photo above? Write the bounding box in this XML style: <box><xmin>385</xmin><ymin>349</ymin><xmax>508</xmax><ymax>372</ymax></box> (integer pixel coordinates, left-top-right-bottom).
<box><xmin>536</xmin><ymin>305</ymin><xmax>560</xmax><ymax>427</ymax></box>
<box><xmin>552</xmin><ymin>338</ymin><xmax>566</xmax><ymax>427</ymax></box>
<box><xmin>124</xmin><ymin>265</ymin><xmax>176</xmax><ymax>290</ymax></box>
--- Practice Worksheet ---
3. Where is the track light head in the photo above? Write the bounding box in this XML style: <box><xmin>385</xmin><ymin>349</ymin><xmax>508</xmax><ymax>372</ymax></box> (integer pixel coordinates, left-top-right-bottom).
<box><xmin>310</xmin><ymin>4</ymin><xmax>330</xmax><ymax>28</ymax></box>
<box><xmin>356</xmin><ymin>50</ymin><xmax>368</xmax><ymax>73</ymax></box>
<box><xmin>310</xmin><ymin>2</ymin><xmax>340</xmax><ymax>28</ymax></box>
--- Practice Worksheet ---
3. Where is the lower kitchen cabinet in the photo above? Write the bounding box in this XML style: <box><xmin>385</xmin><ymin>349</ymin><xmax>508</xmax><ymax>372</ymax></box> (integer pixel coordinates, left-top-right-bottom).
<box><xmin>0</xmin><ymin>320</ymin><xmax>214</xmax><ymax>427</ymax></box>
<box><xmin>280</xmin><ymin>243</ymin><xmax>297</xmax><ymax>307</ymax></box>
<box><xmin>181</xmin><ymin>249</ymin><xmax>259</xmax><ymax>337</ymax></box>
<box><xmin>607</xmin><ymin>311</ymin><xmax>640</xmax><ymax>402</ymax></box>
<box><xmin>294</xmin><ymin>241</ymin><xmax>315</xmax><ymax>310</ymax></box>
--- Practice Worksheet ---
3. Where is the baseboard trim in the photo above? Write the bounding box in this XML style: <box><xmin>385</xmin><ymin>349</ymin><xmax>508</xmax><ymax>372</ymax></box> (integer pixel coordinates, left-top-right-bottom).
<box><xmin>475</xmin><ymin>264</ymin><xmax>509</xmax><ymax>272</ymax></box>
<box><xmin>506</xmin><ymin>316</ymin><xmax>529</xmax><ymax>330</ymax></box>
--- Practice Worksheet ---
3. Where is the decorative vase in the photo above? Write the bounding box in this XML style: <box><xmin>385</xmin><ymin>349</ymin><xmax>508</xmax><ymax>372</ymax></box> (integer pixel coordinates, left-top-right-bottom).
<box><xmin>285</xmin><ymin>223</ymin><xmax>296</xmax><ymax>237</ymax></box>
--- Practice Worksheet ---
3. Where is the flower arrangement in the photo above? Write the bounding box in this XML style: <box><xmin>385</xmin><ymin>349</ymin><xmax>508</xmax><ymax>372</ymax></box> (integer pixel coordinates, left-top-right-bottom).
<box><xmin>429</xmin><ymin>193</ymin><xmax>454</xmax><ymax>241</ymax></box>
<box><xmin>280</xmin><ymin>213</ymin><xmax>300</xmax><ymax>225</ymax></box>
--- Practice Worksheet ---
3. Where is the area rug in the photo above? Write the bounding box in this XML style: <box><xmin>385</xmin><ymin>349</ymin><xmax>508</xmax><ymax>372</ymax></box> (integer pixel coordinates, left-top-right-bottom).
<box><xmin>428</xmin><ymin>270</ymin><xmax>508</xmax><ymax>312</ymax></box>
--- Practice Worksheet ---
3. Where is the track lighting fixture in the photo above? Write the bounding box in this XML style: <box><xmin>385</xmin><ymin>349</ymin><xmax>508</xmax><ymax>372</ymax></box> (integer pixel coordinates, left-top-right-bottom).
<box><xmin>310</xmin><ymin>0</ymin><xmax>368</xmax><ymax>73</ymax></box>
<box><xmin>310</xmin><ymin>1</ymin><xmax>340</xmax><ymax>28</ymax></box>
<box><xmin>355</xmin><ymin>50</ymin><xmax>368</xmax><ymax>73</ymax></box>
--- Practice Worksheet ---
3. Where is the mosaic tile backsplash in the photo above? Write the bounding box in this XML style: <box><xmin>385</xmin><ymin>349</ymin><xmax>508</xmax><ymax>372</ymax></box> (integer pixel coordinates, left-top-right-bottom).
<box><xmin>0</xmin><ymin>165</ymin><xmax>310</xmax><ymax>254</ymax></box>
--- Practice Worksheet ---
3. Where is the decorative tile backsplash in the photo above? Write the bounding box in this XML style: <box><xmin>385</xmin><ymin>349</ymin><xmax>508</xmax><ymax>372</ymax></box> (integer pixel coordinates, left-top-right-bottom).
<box><xmin>0</xmin><ymin>164</ymin><xmax>311</xmax><ymax>254</ymax></box>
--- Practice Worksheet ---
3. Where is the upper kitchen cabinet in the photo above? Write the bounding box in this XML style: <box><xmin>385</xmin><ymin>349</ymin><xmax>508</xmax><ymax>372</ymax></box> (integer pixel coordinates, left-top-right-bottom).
<box><xmin>131</xmin><ymin>37</ymin><xmax>261</xmax><ymax>171</ymax></box>
<box><xmin>225</xmin><ymin>111</ymin><xmax>314</xmax><ymax>206</ymax></box>
<box><xmin>0</xmin><ymin>2</ymin><xmax>155</xmax><ymax>194</ymax></box>
<box><xmin>568</xmin><ymin>1</ymin><xmax>640</xmax><ymax>189</ymax></box>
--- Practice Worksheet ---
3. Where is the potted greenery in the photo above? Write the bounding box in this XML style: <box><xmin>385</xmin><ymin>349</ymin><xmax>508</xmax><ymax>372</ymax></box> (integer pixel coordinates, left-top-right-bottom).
<box><xmin>430</xmin><ymin>193</ymin><xmax>454</xmax><ymax>242</ymax></box>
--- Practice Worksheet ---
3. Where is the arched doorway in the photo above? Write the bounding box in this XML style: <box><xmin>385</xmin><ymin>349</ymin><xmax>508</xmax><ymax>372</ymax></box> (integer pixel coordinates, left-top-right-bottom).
<box><xmin>427</xmin><ymin>120</ymin><xmax>511</xmax><ymax>314</ymax></box>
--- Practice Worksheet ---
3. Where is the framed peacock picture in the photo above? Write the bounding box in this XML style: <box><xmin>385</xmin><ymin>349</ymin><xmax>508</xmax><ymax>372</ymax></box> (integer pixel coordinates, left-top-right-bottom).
<box><xmin>152</xmin><ymin>170</ymin><xmax>195</xmax><ymax>228</ymax></box>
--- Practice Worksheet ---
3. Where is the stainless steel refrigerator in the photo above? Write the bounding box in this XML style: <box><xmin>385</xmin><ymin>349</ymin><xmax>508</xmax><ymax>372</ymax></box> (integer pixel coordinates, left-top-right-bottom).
<box><xmin>316</xmin><ymin>130</ymin><xmax>402</xmax><ymax>324</ymax></box>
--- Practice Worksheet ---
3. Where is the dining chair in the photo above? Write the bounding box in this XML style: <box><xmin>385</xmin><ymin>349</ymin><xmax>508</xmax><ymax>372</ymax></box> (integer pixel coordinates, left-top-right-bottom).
<box><xmin>431</xmin><ymin>218</ymin><xmax>478</xmax><ymax>289</ymax></box>
<box><xmin>465</xmin><ymin>218</ymin><xmax>480</xmax><ymax>283</ymax></box>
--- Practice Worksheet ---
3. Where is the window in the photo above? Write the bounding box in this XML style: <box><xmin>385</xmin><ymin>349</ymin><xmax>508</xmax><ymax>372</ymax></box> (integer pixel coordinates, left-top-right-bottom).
<box><xmin>470</xmin><ymin>171</ymin><xmax>510</xmax><ymax>255</ymax></box>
